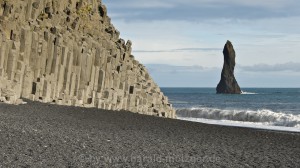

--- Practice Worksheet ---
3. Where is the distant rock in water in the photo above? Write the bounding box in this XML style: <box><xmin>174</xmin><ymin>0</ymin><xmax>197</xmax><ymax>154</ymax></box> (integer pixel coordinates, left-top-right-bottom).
<box><xmin>216</xmin><ymin>41</ymin><xmax>241</xmax><ymax>94</ymax></box>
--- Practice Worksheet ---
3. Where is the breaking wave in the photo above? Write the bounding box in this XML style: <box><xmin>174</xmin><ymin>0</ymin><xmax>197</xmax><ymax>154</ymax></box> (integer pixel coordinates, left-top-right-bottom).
<box><xmin>176</xmin><ymin>107</ymin><xmax>300</xmax><ymax>128</ymax></box>
<box><xmin>241</xmin><ymin>91</ymin><xmax>258</xmax><ymax>95</ymax></box>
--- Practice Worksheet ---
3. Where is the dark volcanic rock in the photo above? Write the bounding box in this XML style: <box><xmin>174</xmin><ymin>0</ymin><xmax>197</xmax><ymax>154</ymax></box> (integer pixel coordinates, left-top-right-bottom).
<box><xmin>217</xmin><ymin>40</ymin><xmax>241</xmax><ymax>94</ymax></box>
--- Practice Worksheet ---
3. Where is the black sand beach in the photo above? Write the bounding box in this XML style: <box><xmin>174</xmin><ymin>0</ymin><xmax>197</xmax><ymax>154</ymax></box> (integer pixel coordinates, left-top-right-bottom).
<box><xmin>0</xmin><ymin>101</ymin><xmax>299</xmax><ymax>167</ymax></box>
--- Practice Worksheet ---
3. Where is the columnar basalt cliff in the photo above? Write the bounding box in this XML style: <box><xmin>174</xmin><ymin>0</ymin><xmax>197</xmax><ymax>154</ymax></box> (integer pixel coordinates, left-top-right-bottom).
<box><xmin>216</xmin><ymin>40</ymin><xmax>241</xmax><ymax>94</ymax></box>
<box><xmin>0</xmin><ymin>0</ymin><xmax>176</xmax><ymax>118</ymax></box>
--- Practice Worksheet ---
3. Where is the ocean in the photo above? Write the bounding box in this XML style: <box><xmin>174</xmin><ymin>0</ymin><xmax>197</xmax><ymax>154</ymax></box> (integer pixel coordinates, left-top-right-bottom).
<box><xmin>161</xmin><ymin>88</ymin><xmax>300</xmax><ymax>132</ymax></box>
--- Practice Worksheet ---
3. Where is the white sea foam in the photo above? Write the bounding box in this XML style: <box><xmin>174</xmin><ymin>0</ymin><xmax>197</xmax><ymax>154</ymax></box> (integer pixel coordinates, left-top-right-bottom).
<box><xmin>241</xmin><ymin>91</ymin><xmax>258</xmax><ymax>95</ymax></box>
<box><xmin>178</xmin><ymin>117</ymin><xmax>300</xmax><ymax>132</ymax></box>
<box><xmin>176</xmin><ymin>107</ymin><xmax>300</xmax><ymax>130</ymax></box>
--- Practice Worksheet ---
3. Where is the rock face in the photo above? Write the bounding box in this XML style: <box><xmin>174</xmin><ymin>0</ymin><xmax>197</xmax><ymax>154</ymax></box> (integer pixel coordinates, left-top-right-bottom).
<box><xmin>0</xmin><ymin>0</ymin><xmax>175</xmax><ymax>118</ymax></box>
<box><xmin>216</xmin><ymin>40</ymin><xmax>241</xmax><ymax>94</ymax></box>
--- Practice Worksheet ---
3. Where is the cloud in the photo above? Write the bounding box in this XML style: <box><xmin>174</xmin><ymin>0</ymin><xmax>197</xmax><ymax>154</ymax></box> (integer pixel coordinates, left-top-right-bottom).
<box><xmin>144</xmin><ymin>63</ymin><xmax>300</xmax><ymax>87</ymax></box>
<box><xmin>104</xmin><ymin>0</ymin><xmax>297</xmax><ymax>9</ymax></box>
<box><xmin>239</xmin><ymin>62</ymin><xmax>300</xmax><ymax>72</ymax></box>
<box><xmin>145</xmin><ymin>64</ymin><xmax>209</xmax><ymax>73</ymax></box>
<box><xmin>144</xmin><ymin>64</ymin><xmax>221</xmax><ymax>87</ymax></box>
<box><xmin>103</xmin><ymin>0</ymin><xmax>300</xmax><ymax>21</ymax></box>
<box><xmin>146</xmin><ymin>62</ymin><xmax>300</xmax><ymax>75</ymax></box>
<box><xmin>102</xmin><ymin>1</ymin><xmax>300</xmax><ymax>73</ymax></box>
<box><xmin>134</xmin><ymin>48</ymin><xmax>222</xmax><ymax>53</ymax></box>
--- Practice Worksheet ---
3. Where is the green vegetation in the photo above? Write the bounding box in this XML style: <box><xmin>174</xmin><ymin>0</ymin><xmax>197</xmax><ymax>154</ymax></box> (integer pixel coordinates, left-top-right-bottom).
<box><xmin>76</xmin><ymin>4</ymin><xmax>92</xmax><ymax>18</ymax></box>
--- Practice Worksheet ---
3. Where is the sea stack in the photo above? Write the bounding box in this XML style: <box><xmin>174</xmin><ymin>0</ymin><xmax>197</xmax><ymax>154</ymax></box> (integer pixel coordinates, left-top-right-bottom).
<box><xmin>216</xmin><ymin>40</ymin><xmax>241</xmax><ymax>94</ymax></box>
<box><xmin>0</xmin><ymin>0</ymin><xmax>175</xmax><ymax>118</ymax></box>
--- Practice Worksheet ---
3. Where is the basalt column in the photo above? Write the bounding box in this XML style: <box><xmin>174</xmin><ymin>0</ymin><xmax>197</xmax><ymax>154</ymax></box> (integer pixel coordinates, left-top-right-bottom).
<box><xmin>0</xmin><ymin>0</ymin><xmax>176</xmax><ymax>118</ymax></box>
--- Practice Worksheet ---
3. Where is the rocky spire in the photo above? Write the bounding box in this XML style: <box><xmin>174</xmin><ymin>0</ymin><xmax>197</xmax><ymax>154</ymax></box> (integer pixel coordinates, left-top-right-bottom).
<box><xmin>216</xmin><ymin>40</ymin><xmax>241</xmax><ymax>94</ymax></box>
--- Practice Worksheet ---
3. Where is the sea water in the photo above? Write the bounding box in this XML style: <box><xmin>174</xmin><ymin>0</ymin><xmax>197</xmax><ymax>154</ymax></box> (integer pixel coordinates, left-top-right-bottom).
<box><xmin>161</xmin><ymin>88</ymin><xmax>300</xmax><ymax>132</ymax></box>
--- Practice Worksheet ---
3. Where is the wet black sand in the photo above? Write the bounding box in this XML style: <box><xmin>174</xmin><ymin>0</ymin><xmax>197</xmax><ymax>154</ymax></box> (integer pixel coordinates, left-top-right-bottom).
<box><xmin>0</xmin><ymin>101</ymin><xmax>300</xmax><ymax>167</ymax></box>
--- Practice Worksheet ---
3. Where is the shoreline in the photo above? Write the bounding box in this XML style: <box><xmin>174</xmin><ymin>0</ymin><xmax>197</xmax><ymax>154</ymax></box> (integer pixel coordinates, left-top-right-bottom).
<box><xmin>0</xmin><ymin>101</ymin><xmax>300</xmax><ymax>167</ymax></box>
<box><xmin>178</xmin><ymin>117</ymin><xmax>300</xmax><ymax>133</ymax></box>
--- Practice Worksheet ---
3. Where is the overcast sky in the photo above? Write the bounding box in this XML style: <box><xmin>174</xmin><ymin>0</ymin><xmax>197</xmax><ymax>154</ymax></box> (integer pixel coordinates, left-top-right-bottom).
<box><xmin>102</xmin><ymin>0</ymin><xmax>300</xmax><ymax>87</ymax></box>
